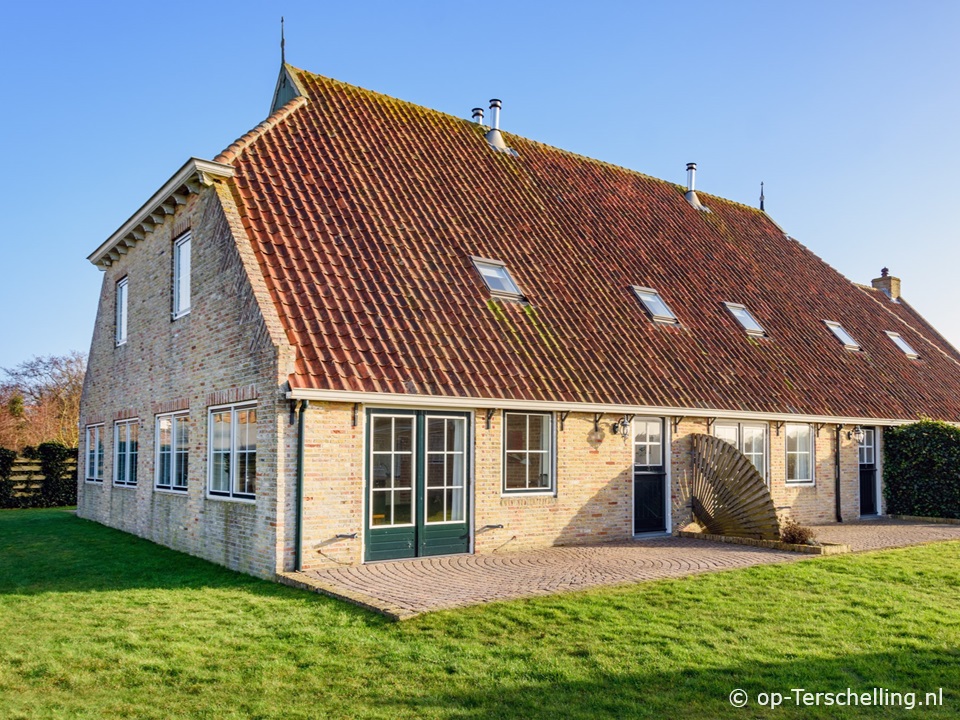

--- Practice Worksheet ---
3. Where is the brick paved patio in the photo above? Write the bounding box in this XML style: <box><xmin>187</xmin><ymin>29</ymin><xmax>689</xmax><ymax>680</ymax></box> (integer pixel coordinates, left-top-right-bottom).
<box><xmin>279</xmin><ymin>518</ymin><xmax>960</xmax><ymax>619</ymax></box>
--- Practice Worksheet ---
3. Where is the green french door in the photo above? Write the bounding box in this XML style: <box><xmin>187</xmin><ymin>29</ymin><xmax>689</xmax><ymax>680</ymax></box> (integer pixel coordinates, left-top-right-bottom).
<box><xmin>365</xmin><ymin>410</ymin><xmax>471</xmax><ymax>562</ymax></box>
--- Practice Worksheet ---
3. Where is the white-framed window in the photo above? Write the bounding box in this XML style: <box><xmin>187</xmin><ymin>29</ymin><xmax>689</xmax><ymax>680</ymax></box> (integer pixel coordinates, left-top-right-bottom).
<box><xmin>633</xmin><ymin>418</ymin><xmax>664</xmax><ymax>467</ymax></box>
<box><xmin>824</xmin><ymin>321</ymin><xmax>861</xmax><ymax>351</ymax></box>
<box><xmin>425</xmin><ymin>416</ymin><xmax>466</xmax><ymax>523</ymax></box>
<box><xmin>156</xmin><ymin>413</ymin><xmax>189</xmax><ymax>492</ymax></box>
<box><xmin>714</xmin><ymin>421</ymin><xmax>768</xmax><ymax>481</ymax></box>
<box><xmin>785</xmin><ymin>423</ymin><xmax>815</xmax><ymax>484</ymax></box>
<box><xmin>115</xmin><ymin>277</ymin><xmax>128</xmax><ymax>346</ymax></box>
<box><xmin>114</xmin><ymin>419</ymin><xmax>139</xmax><ymax>487</ymax></box>
<box><xmin>885</xmin><ymin>331</ymin><xmax>919</xmax><ymax>359</ymax></box>
<box><xmin>631</xmin><ymin>287</ymin><xmax>679</xmax><ymax>325</ymax></box>
<box><xmin>858</xmin><ymin>428</ymin><xmax>876</xmax><ymax>466</ymax></box>
<box><xmin>209</xmin><ymin>404</ymin><xmax>257</xmax><ymax>500</ymax></box>
<box><xmin>471</xmin><ymin>256</ymin><xmax>524</xmax><ymax>300</ymax></box>
<box><xmin>173</xmin><ymin>232</ymin><xmax>192</xmax><ymax>318</ymax></box>
<box><xmin>370</xmin><ymin>414</ymin><xmax>415</xmax><ymax>527</ymax></box>
<box><xmin>724</xmin><ymin>302</ymin><xmax>766</xmax><ymax>337</ymax></box>
<box><xmin>503</xmin><ymin>412</ymin><xmax>554</xmax><ymax>493</ymax></box>
<box><xmin>85</xmin><ymin>425</ymin><xmax>104</xmax><ymax>482</ymax></box>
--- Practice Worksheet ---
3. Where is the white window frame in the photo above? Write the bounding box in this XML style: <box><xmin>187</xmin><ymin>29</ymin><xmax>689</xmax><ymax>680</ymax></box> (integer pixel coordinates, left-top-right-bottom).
<box><xmin>172</xmin><ymin>232</ymin><xmax>192</xmax><ymax>319</ymax></box>
<box><xmin>85</xmin><ymin>424</ymin><xmax>104</xmax><ymax>483</ymax></box>
<box><xmin>115</xmin><ymin>277</ymin><xmax>128</xmax><ymax>346</ymax></box>
<box><xmin>155</xmin><ymin>412</ymin><xmax>190</xmax><ymax>492</ymax></box>
<box><xmin>858</xmin><ymin>427</ymin><xmax>876</xmax><ymax>466</ymax></box>
<box><xmin>885</xmin><ymin>331</ymin><xmax>919</xmax><ymax>359</ymax></box>
<box><xmin>631</xmin><ymin>286</ymin><xmax>680</xmax><ymax>325</ymax></box>
<box><xmin>502</xmin><ymin>411</ymin><xmax>555</xmax><ymax>494</ymax></box>
<box><xmin>424</xmin><ymin>415</ymin><xmax>467</xmax><ymax>525</ymax></box>
<box><xmin>714</xmin><ymin>420</ymin><xmax>769</xmax><ymax>483</ymax></box>
<box><xmin>824</xmin><ymin>321</ymin><xmax>861</xmax><ymax>351</ymax></box>
<box><xmin>785</xmin><ymin>423</ymin><xmax>815</xmax><ymax>485</ymax></box>
<box><xmin>207</xmin><ymin>403</ymin><xmax>257</xmax><ymax>502</ymax></box>
<box><xmin>724</xmin><ymin>302</ymin><xmax>766</xmax><ymax>337</ymax></box>
<box><xmin>471</xmin><ymin>256</ymin><xmax>525</xmax><ymax>301</ymax></box>
<box><xmin>633</xmin><ymin>417</ymin><xmax>665</xmax><ymax>468</ymax></box>
<box><xmin>113</xmin><ymin>419</ymin><xmax>139</xmax><ymax>487</ymax></box>
<box><xmin>369</xmin><ymin>413</ymin><xmax>417</xmax><ymax>528</ymax></box>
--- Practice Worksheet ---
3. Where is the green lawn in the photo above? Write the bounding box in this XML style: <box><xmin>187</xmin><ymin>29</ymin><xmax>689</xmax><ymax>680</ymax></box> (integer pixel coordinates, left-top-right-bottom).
<box><xmin>2</xmin><ymin>510</ymin><xmax>959</xmax><ymax>719</ymax></box>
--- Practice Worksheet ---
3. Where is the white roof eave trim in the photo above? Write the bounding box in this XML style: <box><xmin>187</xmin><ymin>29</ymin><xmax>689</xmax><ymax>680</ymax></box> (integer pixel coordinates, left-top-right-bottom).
<box><xmin>284</xmin><ymin>387</ymin><xmax>921</xmax><ymax>427</ymax></box>
<box><xmin>87</xmin><ymin>158</ymin><xmax>235</xmax><ymax>268</ymax></box>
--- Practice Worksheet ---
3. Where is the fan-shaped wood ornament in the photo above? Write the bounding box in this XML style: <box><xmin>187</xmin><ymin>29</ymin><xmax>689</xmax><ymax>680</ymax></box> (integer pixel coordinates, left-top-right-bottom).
<box><xmin>689</xmin><ymin>433</ymin><xmax>780</xmax><ymax>540</ymax></box>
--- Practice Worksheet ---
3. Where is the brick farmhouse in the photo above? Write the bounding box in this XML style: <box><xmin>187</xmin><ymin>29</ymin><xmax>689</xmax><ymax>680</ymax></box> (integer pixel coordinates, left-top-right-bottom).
<box><xmin>78</xmin><ymin>63</ymin><xmax>960</xmax><ymax>578</ymax></box>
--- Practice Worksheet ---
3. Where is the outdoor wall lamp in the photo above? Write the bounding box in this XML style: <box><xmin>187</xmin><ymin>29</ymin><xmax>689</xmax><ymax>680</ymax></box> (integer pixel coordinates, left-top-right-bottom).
<box><xmin>847</xmin><ymin>425</ymin><xmax>865</xmax><ymax>443</ymax></box>
<box><xmin>611</xmin><ymin>416</ymin><xmax>632</xmax><ymax>439</ymax></box>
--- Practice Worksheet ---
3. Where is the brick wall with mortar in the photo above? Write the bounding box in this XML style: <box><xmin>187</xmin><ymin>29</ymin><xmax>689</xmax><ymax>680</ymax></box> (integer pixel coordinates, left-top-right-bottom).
<box><xmin>297</xmin><ymin>409</ymin><xmax>873</xmax><ymax>567</ymax></box>
<box><xmin>77</xmin><ymin>180</ymin><xmax>297</xmax><ymax>580</ymax></box>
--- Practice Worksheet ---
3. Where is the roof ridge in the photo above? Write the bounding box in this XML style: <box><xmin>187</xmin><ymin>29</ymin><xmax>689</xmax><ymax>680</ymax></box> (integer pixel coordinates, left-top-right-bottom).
<box><xmin>214</xmin><ymin>95</ymin><xmax>308</xmax><ymax>164</ymax></box>
<box><xmin>289</xmin><ymin>66</ymin><xmax>769</xmax><ymax>216</ymax></box>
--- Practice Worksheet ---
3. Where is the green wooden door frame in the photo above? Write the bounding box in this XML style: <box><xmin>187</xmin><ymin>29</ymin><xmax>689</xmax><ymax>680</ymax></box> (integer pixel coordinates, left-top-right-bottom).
<box><xmin>365</xmin><ymin>410</ymin><xmax>471</xmax><ymax>562</ymax></box>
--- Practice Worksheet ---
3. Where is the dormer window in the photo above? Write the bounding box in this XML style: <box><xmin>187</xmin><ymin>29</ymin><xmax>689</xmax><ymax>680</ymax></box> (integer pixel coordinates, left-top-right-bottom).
<box><xmin>824</xmin><ymin>321</ymin><xmax>861</xmax><ymax>351</ymax></box>
<box><xmin>631</xmin><ymin>287</ymin><xmax>679</xmax><ymax>324</ymax></box>
<box><xmin>471</xmin><ymin>257</ymin><xmax>524</xmax><ymax>300</ymax></box>
<box><xmin>886</xmin><ymin>331</ymin><xmax>919</xmax><ymax>359</ymax></box>
<box><xmin>724</xmin><ymin>302</ymin><xmax>766</xmax><ymax>337</ymax></box>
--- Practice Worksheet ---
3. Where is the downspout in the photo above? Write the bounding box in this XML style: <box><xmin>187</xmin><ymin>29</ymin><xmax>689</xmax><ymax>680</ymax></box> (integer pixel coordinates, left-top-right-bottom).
<box><xmin>295</xmin><ymin>399</ymin><xmax>309</xmax><ymax>571</ymax></box>
<box><xmin>834</xmin><ymin>425</ymin><xmax>843</xmax><ymax>523</ymax></box>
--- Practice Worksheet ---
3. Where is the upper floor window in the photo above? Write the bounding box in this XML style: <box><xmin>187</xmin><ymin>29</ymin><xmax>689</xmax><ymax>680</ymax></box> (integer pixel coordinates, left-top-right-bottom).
<box><xmin>886</xmin><ymin>331</ymin><xmax>919</xmax><ymax>359</ymax></box>
<box><xmin>209</xmin><ymin>404</ymin><xmax>257</xmax><ymax>500</ymax></box>
<box><xmin>785</xmin><ymin>423</ymin><xmax>814</xmax><ymax>485</ymax></box>
<box><xmin>471</xmin><ymin>257</ymin><xmax>524</xmax><ymax>300</ymax></box>
<box><xmin>724</xmin><ymin>302</ymin><xmax>766</xmax><ymax>337</ymax></box>
<box><xmin>632</xmin><ymin>287</ymin><xmax>679</xmax><ymax>324</ymax></box>
<box><xmin>503</xmin><ymin>412</ymin><xmax>554</xmax><ymax>493</ymax></box>
<box><xmin>824</xmin><ymin>321</ymin><xmax>861</xmax><ymax>351</ymax></box>
<box><xmin>115</xmin><ymin>277</ymin><xmax>128</xmax><ymax>346</ymax></box>
<box><xmin>156</xmin><ymin>413</ymin><xmax>189</xmax><ymax>492</ymax></box>
<box><xmin>114</xmin><ymin>419</ymin><xmax>139</xmax><ymax>487</ymax></box>
<box><xmin>85</xmin><ymin>425</ymin><xmax>104</xmax><ymax>483</ymax></box>
<box><xmin>173</xmin><ymin>233</ymin><xmax>191</xmax><ymax>318</ymax></box>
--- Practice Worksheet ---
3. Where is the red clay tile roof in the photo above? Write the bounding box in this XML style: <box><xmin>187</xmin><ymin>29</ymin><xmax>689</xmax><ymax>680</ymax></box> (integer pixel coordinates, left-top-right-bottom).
<box><xmin>219</xmin><ymin>65</ymin><xmax>960</xmax><ymax>421</ymax></box>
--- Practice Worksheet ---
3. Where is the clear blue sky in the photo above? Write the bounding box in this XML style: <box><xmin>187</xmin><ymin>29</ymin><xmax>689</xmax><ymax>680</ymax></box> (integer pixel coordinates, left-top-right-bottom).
<box><xmin>2</xmin><ymin>1</ymin><xmax>958</xmax><ymax>369</ymax></box>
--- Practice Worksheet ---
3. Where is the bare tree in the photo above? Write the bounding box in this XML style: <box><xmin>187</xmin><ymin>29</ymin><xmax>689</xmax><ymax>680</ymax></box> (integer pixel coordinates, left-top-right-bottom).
<box><xmin>0</xmin><ymin>352</ymin><xmax>86</xmax><ymax>450</ymax></box>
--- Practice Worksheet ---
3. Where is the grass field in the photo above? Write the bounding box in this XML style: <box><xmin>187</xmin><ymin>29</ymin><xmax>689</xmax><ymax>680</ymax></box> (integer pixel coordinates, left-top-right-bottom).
<box><xmin>1</xmin><ymin>508</ymin><xmax>959</xmax><ymax>719</ymax></box>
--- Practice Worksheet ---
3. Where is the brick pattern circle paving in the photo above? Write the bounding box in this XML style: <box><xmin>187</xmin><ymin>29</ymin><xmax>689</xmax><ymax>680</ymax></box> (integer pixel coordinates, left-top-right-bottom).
<box><xmin>302</xmin><ymin>519</ymin><xmax>960</xmax><ymax>616</ymax></box>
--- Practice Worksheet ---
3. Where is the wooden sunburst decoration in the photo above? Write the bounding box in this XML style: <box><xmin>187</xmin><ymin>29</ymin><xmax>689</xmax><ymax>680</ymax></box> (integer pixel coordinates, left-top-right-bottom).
<box><xmin>688</xmin><ymin>433</ymin><xmax>780</xmax><ymax>540</ymax></box>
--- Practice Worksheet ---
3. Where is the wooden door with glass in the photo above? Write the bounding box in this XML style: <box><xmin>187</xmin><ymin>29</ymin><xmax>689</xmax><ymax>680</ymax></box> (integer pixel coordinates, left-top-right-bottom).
<box><xmin>365</xmin><ymin>410</ymin><xmax>471</xmax><ymax>561</ymax></box>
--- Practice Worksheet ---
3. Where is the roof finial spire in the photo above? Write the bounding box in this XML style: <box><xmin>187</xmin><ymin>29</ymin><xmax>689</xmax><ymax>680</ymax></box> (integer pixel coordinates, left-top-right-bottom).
<box><xmin>281</xmin><ymin>16</ymin><xmax>286</xmax><ymax>65</ymax></box>
<box><xmin>759</xmin><ymin>181</ymin><xmax>765</xmax><ymax>211</ymax></box>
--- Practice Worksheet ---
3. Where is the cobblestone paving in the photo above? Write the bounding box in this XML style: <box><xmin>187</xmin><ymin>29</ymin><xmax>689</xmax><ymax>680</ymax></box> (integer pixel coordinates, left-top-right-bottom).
<box><xmin>298</xmin><ymin>518</ymin><xmax>960</xmax><ymax>617</ymax></box>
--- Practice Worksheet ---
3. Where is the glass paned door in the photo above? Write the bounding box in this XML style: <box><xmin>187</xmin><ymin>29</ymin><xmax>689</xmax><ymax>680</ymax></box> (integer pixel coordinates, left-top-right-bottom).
<box><xmin>634</xmin><ymin>418</ymin><xmax>667</xmax><ymax>534</ymax></box>
<box><xmin>859</xmin><ymin>427</ymin><xmax>878</xmax><ymax>516</ymax></box>
<box><xmin>366</xmin><ymin>411</ymin><xmax>471</xmax><ymax>561</ymax></box>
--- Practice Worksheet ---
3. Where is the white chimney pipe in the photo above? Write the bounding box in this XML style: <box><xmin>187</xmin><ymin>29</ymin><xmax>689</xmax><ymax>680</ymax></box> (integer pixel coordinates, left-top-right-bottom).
<box><xmin>489</xmin><ymin>99</ymin><xmax>502</xmax><ymax>130</ymax></box>
<box><xmin>686</xmin><ymin>162</ymin><xmax>697</xmax><ymax>192</ymax></box>
<box><xmin>471</xmin><ymin>107</ymin><xmax>484</xmax><ymax>124</ymax></box>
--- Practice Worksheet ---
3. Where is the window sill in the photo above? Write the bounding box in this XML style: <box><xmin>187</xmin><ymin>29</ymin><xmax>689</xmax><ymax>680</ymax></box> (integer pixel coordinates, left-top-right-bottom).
<box><xmin>113</xmin><ymin>483</ymin><xmax>138</xmax><ymax>490</ymax></box>
<box><xmin>784</xmin><ymin>481</ymin><xmax>816</xmax><ymax>487</ymax></box>
<box><xmin>84</xmin><ymin>478</ymin><xmax>103</xmax><ymax>484</ymax></box>
<box><xmin>172</xmin><ymin>309</ymin><xmax>191</xmax><ymax>320</ymax></box>
<box><xmin>115</xmin><ymin>340</ymin><xmax>127</xmax><ymax>347</ymax></box>
<box><xmin>205</xmin><ymin>493</ymin><xmax>256</xmax><ymax>505</ymax></box>
<box><xmin>154</xmin><ymin>487</ymin><xmax>189</xmax><ymax>496</ymax></box>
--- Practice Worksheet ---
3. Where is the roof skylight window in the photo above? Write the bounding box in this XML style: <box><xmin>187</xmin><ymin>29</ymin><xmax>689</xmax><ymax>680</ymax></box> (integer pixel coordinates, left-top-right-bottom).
<box><xmin>824</xmin><ymin>321</ymin><xmax>861</xmax><ymax>351</ymax></box>
<box><xmin>631</xmin><ymin>286</ymin><xmax>679</xmax><ymax>324</ymax></box>
<box><xmin>471</xmin><ymin>257</ymin><xmax>524</xmax><ymax>300</ymax></box>
<box><xmin>886</xmin><ymin>331</ymin><xmax>919</xmax><ymax>359</ymax></box>
<box><xmin>724</xmin><ymin>302</ymin><xmax>766</xmax><ymax>337</ymax></box>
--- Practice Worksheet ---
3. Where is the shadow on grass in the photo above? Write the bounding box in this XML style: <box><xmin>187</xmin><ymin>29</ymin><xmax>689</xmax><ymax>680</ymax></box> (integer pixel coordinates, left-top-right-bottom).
<box><xmin>0</xmin><ymin>508</ymin><xmax>384</xmax><ymax>620</ymax></box>
<box><xmin>387</xmin><ymin>648</ymin><xmax>958</xmax><ymax>720</ymax></box>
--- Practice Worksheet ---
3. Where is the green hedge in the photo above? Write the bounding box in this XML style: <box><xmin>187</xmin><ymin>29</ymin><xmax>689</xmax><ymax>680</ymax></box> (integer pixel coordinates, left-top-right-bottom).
<box><xmin>884</xmin><ymin>419</ymin><xmax>960</xmax><ymax>519</ymax></box>
<box><xmin>0</xmin><ymin>448</ymin><xmax>15</xmax><ymax>508</ymax></box>
<box><xmin>0</xmin><ymin>444</ymin><xmax>77</xmax><ymax>509</ymax></box>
